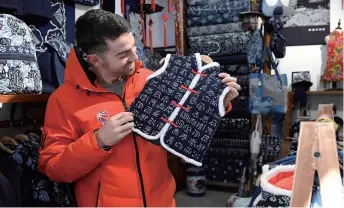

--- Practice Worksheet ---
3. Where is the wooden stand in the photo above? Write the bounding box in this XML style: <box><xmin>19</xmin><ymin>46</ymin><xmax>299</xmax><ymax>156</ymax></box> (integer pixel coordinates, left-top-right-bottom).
<box><xmin>290</xmin><ymin>104</ymin><xmax>342</xmax><ymax>207</ymax></box>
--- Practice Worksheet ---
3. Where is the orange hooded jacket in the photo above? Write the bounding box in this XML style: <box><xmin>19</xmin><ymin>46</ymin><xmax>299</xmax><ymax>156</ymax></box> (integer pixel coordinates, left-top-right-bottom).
<box><xmin>38</xmin><ymin>48</ymin><xmax>176</xmax><ymax>207</ymax></box>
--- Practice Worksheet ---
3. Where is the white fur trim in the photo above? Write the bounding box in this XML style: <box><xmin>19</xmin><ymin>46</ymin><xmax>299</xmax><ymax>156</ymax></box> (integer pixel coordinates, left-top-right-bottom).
<box><xmin>146</xmin><ymin>54</ymin><xmax>171</xmax><ymax>81</ymax></box>
<box><xmin>260</xmin><ymin>165</ymin><xmax>295</xmax><ymax>197</ymax></box>
<box><xmin>262</xmin><ymin>164</ymin><xmax>270</xmax><ymax>174</ymax></box>
<box><xmin>252</xmin><ymin>193</ymin><xmax>263</xmax><ymax>206</ymax></box>
<box><xmin>219</xmin><ymin>87</ymin><xmax>230</xmax><ymax>117</ymax></box>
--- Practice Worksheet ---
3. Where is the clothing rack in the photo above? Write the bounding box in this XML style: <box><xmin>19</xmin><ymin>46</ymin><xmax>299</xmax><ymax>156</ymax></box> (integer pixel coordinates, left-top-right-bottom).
<box><xmin>290</xmin><ymin>104</ymin><xmax>342</xmax><ymax>207</ymax></box>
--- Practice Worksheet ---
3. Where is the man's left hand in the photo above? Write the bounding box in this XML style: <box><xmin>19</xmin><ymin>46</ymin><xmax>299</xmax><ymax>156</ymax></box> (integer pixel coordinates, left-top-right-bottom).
<box><xmin>218</xmin><ymin>73</ymin><xmax>241</xmax><ymax>107</ymax></box>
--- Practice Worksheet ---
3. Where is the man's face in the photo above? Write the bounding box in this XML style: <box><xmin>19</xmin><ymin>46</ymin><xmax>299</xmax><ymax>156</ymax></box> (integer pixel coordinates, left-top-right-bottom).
<box><xmin>97</xmin><ymin>32</ymin><xmax>138</xmax><ymax>77</ymax></box>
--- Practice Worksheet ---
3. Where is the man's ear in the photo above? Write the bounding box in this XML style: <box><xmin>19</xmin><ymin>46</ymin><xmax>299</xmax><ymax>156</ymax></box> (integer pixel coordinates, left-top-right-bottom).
<box><xmin>87</xmin><ymin>54</ymin><xmax>103</xmax><ymax>67</ymax></box>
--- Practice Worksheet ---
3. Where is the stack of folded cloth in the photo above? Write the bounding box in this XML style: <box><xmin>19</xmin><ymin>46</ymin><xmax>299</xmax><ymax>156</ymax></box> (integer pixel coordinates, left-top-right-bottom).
<box><xmin>186</xmin><ymin>0</ymin><xmax>252</xmax><ymax>185</ymax></box>
<box><xmin>186</xmin><ymin>0</ymin><xmax>251</xmax><ymax>57</ymax></box>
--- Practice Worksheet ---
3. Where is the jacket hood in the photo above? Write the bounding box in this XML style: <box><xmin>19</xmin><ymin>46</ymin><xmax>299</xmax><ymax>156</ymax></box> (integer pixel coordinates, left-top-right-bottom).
<box><xmin>64</xmin><ymin>47</ymin><xmax>144</xmax><ymax>93</ymax></box>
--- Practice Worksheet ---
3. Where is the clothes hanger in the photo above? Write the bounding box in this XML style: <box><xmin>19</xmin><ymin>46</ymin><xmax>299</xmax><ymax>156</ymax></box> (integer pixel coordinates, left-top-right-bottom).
<box><xmin>0</xmin><ymin>142</ymin><xmax>14</xmax><ymax>154</ymax></box>
<box><xmin>0</xmin><ymin>136</ymin><xmax>18</xmax><ymax>146</ymax></box>
<box><xmin>15</xmin><ymin>134</ymin><xmax>29</xmax><ymax>142</ymax></box>
<box><xmin>206</xmin><ymin>41</ymin><xmax>220</xmax><ymax>58</ymax></box>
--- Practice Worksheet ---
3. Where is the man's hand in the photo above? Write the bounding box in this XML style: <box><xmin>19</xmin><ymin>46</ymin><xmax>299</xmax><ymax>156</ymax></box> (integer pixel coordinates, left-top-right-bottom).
<box><xmin>96</xmin><ymin>112</ymin><xmax>134</xmax><ymax>147</ymax></box>
<box><xmin>218</xmin><ymin>73</ymin><xmax>241</xmax><ymax>107</ymax></box>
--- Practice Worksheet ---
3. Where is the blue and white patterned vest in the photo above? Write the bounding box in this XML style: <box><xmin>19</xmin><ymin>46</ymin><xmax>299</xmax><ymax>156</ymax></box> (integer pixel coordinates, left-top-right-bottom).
<box><xmin>129</xmin><ymin>53</ymin><xmax>230</xmax><ymax>166</ymax></box>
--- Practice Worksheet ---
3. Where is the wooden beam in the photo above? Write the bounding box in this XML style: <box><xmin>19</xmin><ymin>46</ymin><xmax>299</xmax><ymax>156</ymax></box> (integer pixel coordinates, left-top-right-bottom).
<box><xmin>290</xmin><ymin>104</ymin><xmax>342</xmax><ymax>207</ymax></box>
<box><xmin>0</xmin><ymin>94</ymin><xmax>50</xmax><ymax>103</ymax></box>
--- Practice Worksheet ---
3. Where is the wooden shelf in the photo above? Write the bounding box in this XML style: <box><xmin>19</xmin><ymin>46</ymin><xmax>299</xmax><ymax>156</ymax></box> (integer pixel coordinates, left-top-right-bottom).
<box><xmin>0</xmin><ymin>94</ymin><xmax>50</xmax><ymax>103</ymax></box>
<box><xmin>288</xmin><ymin>90</ymin><xmax>343</xmax><ymax>95</ymax></box>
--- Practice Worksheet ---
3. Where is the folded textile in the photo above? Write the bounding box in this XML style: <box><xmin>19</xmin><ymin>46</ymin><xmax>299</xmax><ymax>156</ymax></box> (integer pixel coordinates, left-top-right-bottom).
<box><xmin>204</xmin><ymin>157</ymin><xmax>247</xmax><ymax>183</ymax></box>
<box><xmin>213</xmin><ymin>55</ymin><xmax>248</xmax><ymax>65</ymax></box>
<box><xmin>210</xmin><ymin>138</ymin><xmax>250</xmax><ymax>149</ymax></box>
<box><xmin>187</xmin><ymin>22</ymin><xmax>243</xmax><ymax>37</ymax></box>
<box><xmin>187</xmin><ymin>13</ymin><xmax>241</xmax><ymax>27</ymax></box>
<box><xmin>129</xmin><ymin>53</ymin><xmax>230</xmax><ymax>166</ymax></box>
<box><xmin>220</xmin><ymin>64</ymin><xmax>250</xmax><ymax>75</ymax></box>
<box><xmin>187</xmin><ymin>0</ymin><xmax>229</xmax><ymax>5</ymax></box>
<box><xmin>188</xmin><ymin>0</ymin><xmax>250</xmax><ymax>16</ymax></box>
<box><xmin>188</xmin><ymin>33</ymin><xmax>248</xmax><ymax>56</ymax></box>
<box><xmin>219</xmin><ymin>118</ymin><xmax>251</xmax><ymax>130</ymax></box>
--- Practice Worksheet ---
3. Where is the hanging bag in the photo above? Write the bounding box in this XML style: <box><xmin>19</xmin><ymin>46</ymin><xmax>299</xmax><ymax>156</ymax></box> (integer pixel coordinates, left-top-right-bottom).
<box><xmin>270</xmin><ymin>29</ymin><xmax>286</xmax><ymax>59</ymax></box>
<box><xmin>249</xmin><ymin>47</ymin><xmax>288</xmax><ymax>115</ymax></box>
<box><xmin>250</xmin><ymin>115</ymin><xmax>262</xmax><ymax>160</ymax></box>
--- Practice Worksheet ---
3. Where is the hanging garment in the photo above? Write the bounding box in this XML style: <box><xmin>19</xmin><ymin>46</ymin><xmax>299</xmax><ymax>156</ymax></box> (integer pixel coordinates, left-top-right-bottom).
<box><xmin>323</xmin><ymin>30</ymin><xmax>343</xmax><ymax>82</ymax></box>
<box><xmin>188</xmin><ymin>33</ymin><xmax>249</xmax><ymax>56</ymax></box>
<box><xmin>247</xmin><ymin>29</ymin><xmax>263</xmax><ymax>66</ymax></box>
<box><xmin>0</xmin><ymin>172</ymin><xmax>18</xmax><ymax>207</ymax></box>
<box><xmin>38</xmin><ymin>39</ymin><xmax>72</xmax><ymax>93</ymax></box>
<box><xmin>29</xmin><ymin>0</ymin><xmax>75</xmax><ymax>93</ymax></box>
<box><xmin>10</xmin><ymin>135</ymin><xmax>77</xmax><ymax>207</ymax></box>
<box><xmin>0</xmin><ymin>0</ymin><xmax>53</xmax><ymax>20</ymax></box>
<box><xmin>129</xmin><ymin>53</ymin><xmax>230</xmax><ymax>166</ymax></box>
<box><xmin>187</xmin><ymin>22</ymin><xmax>243</xmax><ymax>37</ymax></box>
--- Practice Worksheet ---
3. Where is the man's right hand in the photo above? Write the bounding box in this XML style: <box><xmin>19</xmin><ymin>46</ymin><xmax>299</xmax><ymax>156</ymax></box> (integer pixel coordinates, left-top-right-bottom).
<box><xmin>96</xmin><ymin>112</ymin><xmax>134</xmax><ymax>147</ymax></box>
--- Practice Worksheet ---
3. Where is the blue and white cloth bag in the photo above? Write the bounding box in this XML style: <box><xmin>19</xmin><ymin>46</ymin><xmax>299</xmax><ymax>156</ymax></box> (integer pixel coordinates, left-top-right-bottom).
<box><xmin>249</xmin><ymin>47</ymin><xmax>287</xmax><ymax>115</ymax></box>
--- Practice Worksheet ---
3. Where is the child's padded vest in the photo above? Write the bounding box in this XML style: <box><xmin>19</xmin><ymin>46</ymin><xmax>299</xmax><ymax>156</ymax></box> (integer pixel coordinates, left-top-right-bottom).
<box><xmin>0</xmin><ymin>14</ymin><xmax>42</xmax><ymax>94</ymax></box>
<box><xmin>129</xmin><ymin>53</ymin><xmax>230</xmax><ymax>166</ymax></box>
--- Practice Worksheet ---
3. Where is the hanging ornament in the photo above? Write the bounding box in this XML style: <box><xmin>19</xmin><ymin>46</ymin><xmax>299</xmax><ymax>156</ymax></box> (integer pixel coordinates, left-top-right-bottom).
<box><xmin>151</xmin><ymin>0</ymin><xmax>156</xmax><ymax>12</ymax></box>
<box><xmin>141</xmin><ymin>12</ymin><xmax>147</xmax><ymax>47</ymax></box>
<box><xmin>162</xmin><ymin>13</ymin><xmax>169</xmax><ymax>48</ymax></box>
<box><xmin>121</xmin><ymin>0</ymin><xmax>125</xmax><ymax>14</ymax></box>
<box><xmin>128</xmin><ymin>3</ymin><xmax>164</xmax><ymax>48</ymax></box>
<box><xmin>168</xmin><ymin>0</ymin><xmax>171</xmax><ymax>13</ymax></box>
<box><xmin>149</xmin><ymin>18</ymin><xmax>153</xmax><ymax>51</ymax></box>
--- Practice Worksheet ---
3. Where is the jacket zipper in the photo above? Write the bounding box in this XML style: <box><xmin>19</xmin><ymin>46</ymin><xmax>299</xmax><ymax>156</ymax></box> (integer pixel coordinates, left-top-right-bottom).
<box><xmin>117</xmin><ymin>90</ymin><xmax>147</xmax><ymax>207</ymax></box>
<box><xmin>95</xmin><ymin>183</ymin><xmax>100</xmax><ymax>207</ymax></box>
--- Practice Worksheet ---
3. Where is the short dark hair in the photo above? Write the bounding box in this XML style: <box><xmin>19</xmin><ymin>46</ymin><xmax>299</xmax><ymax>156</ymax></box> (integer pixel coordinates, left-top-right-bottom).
<box><xmin>75</xmin><ymin>9</ymin><xmax>132</xmax><ymax>55</ymax></box>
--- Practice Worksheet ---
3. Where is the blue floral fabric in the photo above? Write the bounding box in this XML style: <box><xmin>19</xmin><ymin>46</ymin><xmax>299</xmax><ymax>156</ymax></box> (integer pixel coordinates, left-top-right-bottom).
<box><xmin>187</xmin><ymin>22</ymin><xmax>243</xmax><ymax>37</ymax></box>
<box><xmin>188</xmin><ymin>0</ymin><xmax>250</xmax><ymax>16</ymax></box>
<box><xmin>187</xmin><ymin>13</ymin><xmax>241</xmax><ymax>27</ymax></box>
<box><xmin>188</xmin><ymin>32</ymin><xmax>249</xmax><ymax>56</ymax></box>
<box><xmin>247</xmin><ymin>29</ymin><xmax>263</xmax><ymax>66</ymax></box>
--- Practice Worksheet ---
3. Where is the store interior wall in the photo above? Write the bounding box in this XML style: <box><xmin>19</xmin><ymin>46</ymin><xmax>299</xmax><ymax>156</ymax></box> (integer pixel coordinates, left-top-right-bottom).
<box><xmin>0</xmin><ymin>1</ymin><xmax>342</xmax><ymax>135</ymax></box>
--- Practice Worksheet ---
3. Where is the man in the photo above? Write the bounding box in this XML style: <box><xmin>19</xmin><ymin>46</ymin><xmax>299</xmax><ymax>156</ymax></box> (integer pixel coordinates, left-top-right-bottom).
<box><xmin>38</xmin><ymin>9</ymin><xmax>240</xmax><ymax>207</ymax></box>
